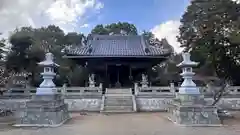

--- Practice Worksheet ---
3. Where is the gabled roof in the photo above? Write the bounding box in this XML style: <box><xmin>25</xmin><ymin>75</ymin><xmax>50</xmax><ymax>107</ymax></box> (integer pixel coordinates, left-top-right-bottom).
<box><xmin>63</xmin><ymin>35</ymin><xmax>171</xmax><ymax>58</ymax></box>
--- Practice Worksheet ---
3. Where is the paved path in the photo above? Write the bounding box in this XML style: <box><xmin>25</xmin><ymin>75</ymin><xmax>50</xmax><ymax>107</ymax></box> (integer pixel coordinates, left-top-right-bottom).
<box><xmin>1</xmin><ymin>113</ymin><xmax>240</xmax><ymax>135</ymax></box>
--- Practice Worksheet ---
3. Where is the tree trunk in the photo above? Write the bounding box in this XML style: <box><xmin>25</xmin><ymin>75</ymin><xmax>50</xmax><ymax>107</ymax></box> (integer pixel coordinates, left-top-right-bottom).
<box><xmin>211</xmin><ymin>83</ymin><xmax>226</xmax><ymax>106</ymax></box>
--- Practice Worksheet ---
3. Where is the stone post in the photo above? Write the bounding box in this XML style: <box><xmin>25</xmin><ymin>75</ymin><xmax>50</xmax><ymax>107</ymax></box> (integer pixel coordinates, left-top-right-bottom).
<box><xmin>62</xmin><ymin>83</ymin><xmax>67</xmax><ymax>96</ymax></box>
<box><xmin>168</xmin><ymin>52</ymin><xmax>221</xmax><ymax>126</ymax></box>
<box><xmin>99</xmin><ymin>83</ymin><xmax>103</xmax><ymax>91</ymax></box>
<box><xmin>134</xmin><ymin>83</ymin><xmax>138</xmax><ymax>95</ymax></box>
<box><xmin>170</xmin><ymin>83</ymin><xmax>175</xmax><ymax>94</ymax></box>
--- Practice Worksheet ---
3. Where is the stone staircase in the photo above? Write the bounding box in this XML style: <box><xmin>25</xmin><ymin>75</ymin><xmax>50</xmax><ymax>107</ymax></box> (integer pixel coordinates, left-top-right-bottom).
<box><xmin>101</xmin><ymin>88</ymin><xmax>136</xmax><ymax>113</ymax></box>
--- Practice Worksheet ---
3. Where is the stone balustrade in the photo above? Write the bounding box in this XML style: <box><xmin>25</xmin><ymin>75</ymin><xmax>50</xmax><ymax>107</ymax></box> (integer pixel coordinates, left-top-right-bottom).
<box><xmin>136</xmin><ymin>86</ymin><xmax>174</xmax><ymax>97</ymax></box>
<box><xmin>63</xmin><ymin>87</ymin><xmax>102</xmax><ymax>98</ymax></box>
<box><xmin>134</xmin><ymin>84</ymin><xmax>240</xmax><ymax>97</ymax></box>
<box><xmin>0</xmin><ymin>86</ymin><xmax>103</xmax><ymax>99</ymax></box>
<box><xmin>1</xmin><ymin>85</ymin><xmax>240</xmax><ymax>98</ymax></box>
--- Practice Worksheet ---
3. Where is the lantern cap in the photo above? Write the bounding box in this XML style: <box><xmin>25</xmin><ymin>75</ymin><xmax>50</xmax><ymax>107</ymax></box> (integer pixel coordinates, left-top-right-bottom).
<box><xmin>38</xmin><ymin>53</ymin><xmax>59</xmax><ymax>67</ymax></box>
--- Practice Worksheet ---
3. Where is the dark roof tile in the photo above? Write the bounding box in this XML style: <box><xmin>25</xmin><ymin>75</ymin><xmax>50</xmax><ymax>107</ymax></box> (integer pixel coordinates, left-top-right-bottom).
<box><xmin>64</xmin><ymin>35</ymin><xmax>170</xmax><ymax>57</ymax></box>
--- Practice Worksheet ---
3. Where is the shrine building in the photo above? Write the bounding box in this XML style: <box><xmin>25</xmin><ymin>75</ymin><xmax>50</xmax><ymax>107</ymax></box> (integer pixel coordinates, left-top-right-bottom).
<box><xmin>63</xmin><ymin>34</ymin><xmax>172</xmax><ymax>89</ymax></box>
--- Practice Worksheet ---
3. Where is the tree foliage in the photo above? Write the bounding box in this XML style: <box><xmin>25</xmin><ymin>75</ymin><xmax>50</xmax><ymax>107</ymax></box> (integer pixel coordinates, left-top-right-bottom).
<box><xmin>5</xmin><ymin>25</ymin><xmax>85</xmax><ymax>86</ymax></box>
<box><xmin>91</xmin><ymin>22</ymin><xmax>138</xmax><ymax>35</ymax></box>
<box><xmin>178</xmin><ymin>0</ymin><xmax>240</xmax><ymax>84</ymax></box>
<box><xmin>0</xmin><ymin>39</ymin><xmax>7</xmax><ymax>60</ymax></box>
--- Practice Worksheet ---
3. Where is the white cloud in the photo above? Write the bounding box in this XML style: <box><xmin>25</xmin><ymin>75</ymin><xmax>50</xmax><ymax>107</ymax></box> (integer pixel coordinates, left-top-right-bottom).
<box><xmin>0</xmin><ymin>0</ymin><xmax>103</xmax><ymax>38</ymax></box>
<box><xmin>80</xmin><ymin>24</ymin><xmax>90</xmax><ymax>28</ymax></box>
<box><xmin>232</xmin><ymin>0</ymin><xmax>240</xmax><ymax>3</ymax></box>
<box><xmin>151</xmin><ymin>20</ymin><xmax>183</xmax><ymax>53</ymax></box>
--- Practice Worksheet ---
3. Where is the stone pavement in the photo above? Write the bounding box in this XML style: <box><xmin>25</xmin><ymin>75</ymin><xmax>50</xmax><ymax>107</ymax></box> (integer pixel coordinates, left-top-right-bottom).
<box><xmin>1</xmin><ymin>112</ymin><xmax>240</xmax><ymax>135</ymax></box>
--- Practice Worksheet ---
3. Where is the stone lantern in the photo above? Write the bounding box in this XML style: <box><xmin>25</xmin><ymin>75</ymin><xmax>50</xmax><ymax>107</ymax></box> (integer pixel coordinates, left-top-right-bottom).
<box><xmin>168</xmin><ymin>52</ymin><xmax>221</xmax><ymax>126</ymax></box>
<box><xmin>177</xmin><ymin>52</ymin><xmax>201</xmax><ymax>102</ymax></box>
<box><xmin>14</xmin><ymin>53</ymin><xmax>70</xmax><ymax>127</ymax></box>
<box><xmin>36</xmin><ymin>53</ymin><xmax>59</xmax><ymax>95</ymax></box>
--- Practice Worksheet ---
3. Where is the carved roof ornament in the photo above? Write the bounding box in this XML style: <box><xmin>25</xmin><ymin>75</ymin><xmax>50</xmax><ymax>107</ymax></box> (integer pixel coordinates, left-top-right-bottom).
<box><xmin>149</xmin><ymin>37</ymin><xmax>162</xmax><ymax>47</ymax></box>
<box><xmin>81</xmin><ymin>36</ymin><xmax>86</xmax><ymax>46</ymax></box>
<box><xmin>109</xmin><ymin>32</ymin><xmax>114</xmax><ymax>35</ymax></box>
<box><xmin>120</xmin><ymin>29</ymin><xmax>127</xmax><ymax>35</ymax></box>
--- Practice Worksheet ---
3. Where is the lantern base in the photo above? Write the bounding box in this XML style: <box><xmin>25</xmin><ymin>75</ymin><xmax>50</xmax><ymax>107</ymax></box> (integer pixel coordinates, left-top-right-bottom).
<box><xmin>36</xmin><ymin>87</ymin><xmax>58</xmax><ymax>95</ymax></box>
<box><xmin>178</xmin><ymin>86</ymin><xmax>200</xmax><ymax>95</ymax></box>
<box><xmin>13</xmin><ymin>94</ymin><xmax>70</xmax><ymax>127</ymax></box>
<box><xmin>168</xmin><ymin>103</ymin><xmax>221</xmax><ymax>126</ymax></box>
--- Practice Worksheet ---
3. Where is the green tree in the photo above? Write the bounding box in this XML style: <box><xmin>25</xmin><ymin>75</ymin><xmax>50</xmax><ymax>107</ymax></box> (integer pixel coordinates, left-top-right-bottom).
<box><xmin>64</xmin><ymin>32</ymin><xmax>84</xmax><ymax>45</ymax></box>
<box><xmin>178</xmin><ymin>0</ymin><xmax>240</xmax><ymax>84</ymax></box>
<box><xmin>5</xmin><ymin>25</ymin><xmax>85</xmax><ymax>86</ymax></box>
<box><xmin>91</xmin><ymin>22</ymin><xmax>138</xmax><ymax>35</ymax></box>
<box><xmin>6</xmin><ymin>31</ymin><xmax>33</xmax><ymax>72</ymax></box>
<box><xmin>0</xmin><ymin>39</ymin><xmax>7</xmax><ymax>60</ymax></box>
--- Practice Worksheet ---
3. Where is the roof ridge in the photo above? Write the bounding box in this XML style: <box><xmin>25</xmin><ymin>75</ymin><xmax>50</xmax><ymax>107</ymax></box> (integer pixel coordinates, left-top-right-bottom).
<box><xmin>140</xmin><ymin>35</ymin><xmax>150</xmax><ymax>53</ymax></box>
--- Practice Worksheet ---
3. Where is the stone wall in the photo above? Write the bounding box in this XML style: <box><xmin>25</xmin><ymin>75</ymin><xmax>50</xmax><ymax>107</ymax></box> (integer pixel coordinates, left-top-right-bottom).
<box><xmin>205</xmin><ymin>98</ymin><xmax>240</xmax><ymax>110</ymax></box>
<box><xmin>136</xmin><ymin>97</ymin><xmax>173</xmax><ymax>111</ymax></box>
<box><xmin>65</xmin><ymin>98</ymin><xmax>102</xmax><ymax>112</ymax></box>
<box><xmin>136</xmin><ymin>96</ymin><xmax>240</xmax><ymax>112</ymax></box>
<box><xmin>1</xmin><ymin>96</ymin><xmax>240</xmax><ymax>113</ymax></box>
<box><xmin>0</xmin><ymin>98</ymin><xmax>102</xmax><ymax>112</ymax></box>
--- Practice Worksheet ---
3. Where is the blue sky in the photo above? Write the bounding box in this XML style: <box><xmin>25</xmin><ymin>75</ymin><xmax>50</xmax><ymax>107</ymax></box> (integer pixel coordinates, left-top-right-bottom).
<box><xmin>0</xmin><ymin>0</ymin><xmax>190</xmax><ymax>52</ymax></box>
<box><xmin>80</xmin><ymin>0</ymin><xmax>190</xmax><ymax>34</ymax></box>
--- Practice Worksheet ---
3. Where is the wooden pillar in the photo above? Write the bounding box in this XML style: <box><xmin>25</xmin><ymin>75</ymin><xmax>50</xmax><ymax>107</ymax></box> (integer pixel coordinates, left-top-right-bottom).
<box><xmin>105</xmin><ymin>64</ymin><xmax>108</xmax><ymax>88</ymax></box>
<box><xmin>129</xmin><ymin>66</ymin><xmax>133</xmax><ymax>81</ymax></box>
<box><xmin>117</xmin><ymin>67</ymin><xmax>119</xmax><ymax>83</ymax></box>
<box><xmin>129</xmin><ymin>66</ymin><xmax>133</xmax><ymax>88</ymax></box>
<box><xmin>129</xmin><ymin>66</ymin><xmax>132</xmax><ymax>78</ymax></box>
<box><xmin>105</xmin><ymin>64</ymin><xmax>108</xmax><ymax>77</ymax></box>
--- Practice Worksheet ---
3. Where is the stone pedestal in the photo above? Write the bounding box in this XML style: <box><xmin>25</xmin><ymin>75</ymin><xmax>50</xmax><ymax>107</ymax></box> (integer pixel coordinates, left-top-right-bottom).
<box><xmin>14</xmin><ymin>94</ymin><xmax>70</xmax><ymax>127</ymax></box>
<box><xmin>168</xmin><ymin>102</ymin><xmax>221</xmax><ymax>126</ymax></box>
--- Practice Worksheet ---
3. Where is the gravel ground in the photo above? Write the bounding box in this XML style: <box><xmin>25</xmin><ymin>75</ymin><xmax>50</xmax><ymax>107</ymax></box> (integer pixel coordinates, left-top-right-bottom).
<box><xmin>0</xmin><ymin>112</ymin><xmax>240</xmax><ymax>135</ymax></box>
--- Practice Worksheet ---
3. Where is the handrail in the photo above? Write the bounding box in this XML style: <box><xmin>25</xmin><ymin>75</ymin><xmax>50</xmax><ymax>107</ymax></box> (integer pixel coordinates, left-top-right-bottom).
<box><xmin>1</xmin><ymin>85</ymin><xmax>240</xmax><ymax>97</ymax></box>
<box><xmin>1</xmin><ymin>86</ymin><xmax>103</xmax><ymax>96</ymax></box>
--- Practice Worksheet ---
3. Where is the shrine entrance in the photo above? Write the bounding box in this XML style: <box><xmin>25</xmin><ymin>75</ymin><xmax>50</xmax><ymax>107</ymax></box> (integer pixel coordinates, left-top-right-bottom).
<box><xmin>107</xmin><ymin>65</ymin><xmax>131</xmax><ymax>88</ymax></box>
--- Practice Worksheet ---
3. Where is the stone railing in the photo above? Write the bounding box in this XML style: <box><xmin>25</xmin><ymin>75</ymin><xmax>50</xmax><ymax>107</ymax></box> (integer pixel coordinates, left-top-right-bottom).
<box><xmin>0</xmin><ymin>86</ymin><xmax>103</xmax><ymax>98</ymax></box>
<box><xmin>0</xmin><ymin>87</ymin><xmax>62</xmax><ymax>98</ymax></box>
<box><xmin>227</xmin><ymin>86</ymin><xmax>240</xmax><ymax>93</ymax></box>
<box><xmin>63</xmin><ymin>87</ymin><xmax>102</xmax><ymax>97</ymax></box>
<box><xmin>134</xmin><ymin>83</ymin><xmax>240</xmax><ymax>97</ymax></box>
<box><xmin>1</xmin><ymin>85</ymin><xmax>240</xmax><ymax>98</ymax></box>
<box><xmin>135</xmin><ymin>83</ymin><xmax>174</xmax><ymax>97</ymax></box>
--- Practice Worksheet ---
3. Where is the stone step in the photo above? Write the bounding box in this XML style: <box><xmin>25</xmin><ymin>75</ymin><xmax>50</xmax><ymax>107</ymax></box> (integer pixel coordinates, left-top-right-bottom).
<box><xmin>105</xmin><ymin>97</ymin><xmax>132</xmax><ymax>101</ymax></box>
<box><xmin>105</xmin><ymin>98</ymin><xmax>133</xmax><ymax>105</ymax></box>
<box><xmin>104</xmin><ymin>105</ymin><xmax>133</xmax><ymax>110</ymax></box>
<box><xmin>105</xmin><ymin>99</ymin><xmax>132</xmax><ymax>102</ymax></box>
<box><xmin>102</xmin><ymin>93</ymin><xmax>134</xmax><ymax>113</ymax></box>
<box><xmin>101</xmin><ymin>110</ymin><xmax>134</xmax><ymax>113</ymax></box>
<box><xmin>106</xmin><ymin>89</ymin><xmax>132</xmax><ymax>94</ymax></box>
<box><xmin>105</xmin><ymin>103</ymin><xmax>133</xmax><ymax>106</ymax></box>
<box><xmin>105</xmin><ymin>96</ymin><xmax>132</xmax><ymax>99</ymax></box>
<box><xmin>105</xmin><ymin>99</ymin><xmax>132</xmax><ymax>103</ymax></box>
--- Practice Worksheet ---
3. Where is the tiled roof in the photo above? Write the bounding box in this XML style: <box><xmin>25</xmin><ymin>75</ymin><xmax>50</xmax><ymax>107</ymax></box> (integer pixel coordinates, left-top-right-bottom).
<box><xmin>64</xmin><ymin>35</ymin><xmax>170</xmax><ymax>57</ymax></box>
